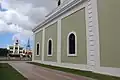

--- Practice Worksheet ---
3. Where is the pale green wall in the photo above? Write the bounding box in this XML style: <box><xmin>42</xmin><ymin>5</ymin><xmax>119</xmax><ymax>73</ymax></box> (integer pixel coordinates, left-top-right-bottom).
<box><xmin>34</xmin><ymin>30</ymin><xmax>43</xmax><ymax>60</ymax></box>
<box><xmin>98</xmin><ymin>0</ymin><xmax>120</xmax><ymax>68</ymax></box>
<box><xmin>61</xmin><ymin>8</ymin><xmax>87</xmax><ymax>64</ymax></box>
<box><xmin>44</xmin><ymin>23</ymin><xmax>57</xmax><ymax>62</ymax></box>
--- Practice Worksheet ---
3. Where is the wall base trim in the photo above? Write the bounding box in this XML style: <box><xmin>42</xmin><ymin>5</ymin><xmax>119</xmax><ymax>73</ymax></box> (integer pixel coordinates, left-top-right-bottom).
<box><xmin>94</xmin><ymin>66</ymin><xmax>120</xmax><ymax>77</ymax></box>
<box><xmin>33</xmin><ymin>60</ymin><xmax>89</xmax><ymax>71</ymax></box>
<box><xmin>32</xmin><ymin>60</ymin><xmax>120</xmax><ymax>77</ymax></box>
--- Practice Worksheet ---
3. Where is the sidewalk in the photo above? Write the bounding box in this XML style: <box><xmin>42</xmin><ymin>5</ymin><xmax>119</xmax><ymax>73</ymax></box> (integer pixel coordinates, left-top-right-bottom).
<box><xmin>9</xmin><ymin>62</ymin><xmax>94</xmax><ymax>80</ymax></box>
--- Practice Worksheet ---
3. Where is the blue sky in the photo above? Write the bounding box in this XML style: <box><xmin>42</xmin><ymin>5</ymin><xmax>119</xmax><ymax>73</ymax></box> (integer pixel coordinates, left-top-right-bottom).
<box><xmin>0</xmin><ymin>0</ymin><xmax>56</xmax><ymax>48</ymax></box>
<box><xmin>0</xmin><ymin>32</ymin><xmax>13</xmax><ymax>48</ymax></box>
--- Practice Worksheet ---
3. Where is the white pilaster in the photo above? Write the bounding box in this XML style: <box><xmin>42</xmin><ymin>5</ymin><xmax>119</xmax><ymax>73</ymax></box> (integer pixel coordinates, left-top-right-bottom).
<box><xmin>85</xmin><ymin>1</ymin><xmax>90</xmax><ymax>71</ymax></box>
<box><xmin>42</xmin><ymin>28</ymin><xmax>45</xmax><ymax>62</ymax></box>
<box><xmin>32</xmin><ymin>34</ymin><xmax>35</xmax><ymax>61</ymax></box>
<box><xmin>57</xmin><ymin>19</ymin><xmax>61</xmax><ymax>64</ymax></box>
<box><xmin>91</xmin><ymin>0</ymin><xmax>100</xmax><ymax>68</ymax></box>
<box><xmin>86</xmin><ymin>0</ymin><xmax>96</xmax><ymax>71</ymax></box>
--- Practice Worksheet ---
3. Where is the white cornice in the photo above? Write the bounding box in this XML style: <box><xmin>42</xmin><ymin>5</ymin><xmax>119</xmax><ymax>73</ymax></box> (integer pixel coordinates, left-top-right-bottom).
<box><xmin>45</xmin><ymin>0</ymin><xmax>72</xmax><ymax>18</ymax></box>
<box><xmin>32</xmin><ymin>0</ymin><xmax>86</xmax><ymax>32</ymax></box>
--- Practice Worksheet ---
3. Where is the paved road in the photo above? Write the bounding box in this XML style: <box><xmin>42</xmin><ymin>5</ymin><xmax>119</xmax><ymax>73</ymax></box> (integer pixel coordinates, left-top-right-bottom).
<box><xmin>8</xmin><ymin>62</ymin><xmax>94</xmax><ymax>80</ymax></box>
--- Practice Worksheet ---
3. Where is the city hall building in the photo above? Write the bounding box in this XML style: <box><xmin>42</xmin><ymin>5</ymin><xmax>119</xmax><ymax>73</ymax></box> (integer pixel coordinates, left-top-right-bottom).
<box><xmin>32</xmin><ymin>0</ymin><xmax>120</xmax><ymax>77</ymax></box>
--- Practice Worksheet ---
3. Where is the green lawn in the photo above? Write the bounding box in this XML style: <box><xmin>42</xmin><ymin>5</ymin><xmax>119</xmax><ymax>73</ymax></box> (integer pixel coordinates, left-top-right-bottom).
<box><xmin>28</xmin><ymin>62</ymin><xmax>120</xmax><ymax>80</ymax></box>
<box><xmin>0</xmin><ymin>63</ymin><xmax>27</xmax><ymax>80</ymax></box>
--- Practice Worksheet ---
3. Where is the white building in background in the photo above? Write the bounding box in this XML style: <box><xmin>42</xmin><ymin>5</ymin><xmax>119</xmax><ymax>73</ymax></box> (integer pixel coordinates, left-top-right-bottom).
<box><xmin>7</xmin><ymin>40</ymin><xmax>24</xmax><ymax>56</ymax></box>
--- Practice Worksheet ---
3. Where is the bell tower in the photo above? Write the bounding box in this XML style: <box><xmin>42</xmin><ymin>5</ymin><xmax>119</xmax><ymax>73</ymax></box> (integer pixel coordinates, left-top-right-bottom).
<box><xmin>13</xmin><ymin>39</ymin><xmax>19</xmax><ymax>54</ymax></box>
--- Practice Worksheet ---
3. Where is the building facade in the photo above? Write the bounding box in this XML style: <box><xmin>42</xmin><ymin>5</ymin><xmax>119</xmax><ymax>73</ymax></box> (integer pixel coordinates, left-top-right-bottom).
<box><xmin>32</xmin><ymin>0</ymin><xmax>120</xmax><ymax>77</ymax></box>
<box><xmin>8</xmin><ymin>40</ymin><xmax>24</xmax><ymax>56</ymax></box>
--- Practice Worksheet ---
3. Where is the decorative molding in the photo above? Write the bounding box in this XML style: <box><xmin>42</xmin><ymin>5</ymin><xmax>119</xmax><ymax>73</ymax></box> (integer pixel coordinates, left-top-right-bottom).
<box><xmin>44</xmin><ymin>21</ymin><xmax>57</xmax><ymax>29</ymax></box>
<box><xmin>91</xmin><ymin>0</ymin><xmax>100</xmax><ymax>68</ymax></box>
<box><xmin>86</xmin><ymin>0</ymin><xmax>96</xmax><ymax>71</ymax></box>
<box><xmin>34</xmin><ymin>28</ymin><xmax>43</xmax><ymax>34</ymax></box>
<box><xmin>85</xmin><ymin>1</ymin><xmax>90</xmax><ymax>70</ymax></box>
<box><xmin>32</xmin><ymin>0</ymin><xmax>87</xmax><ymax>32</ymax></box>
<box><xmin>46</xmin><ymin>0</ymin><xmax>72</xmax><ymax>18</ymax></box>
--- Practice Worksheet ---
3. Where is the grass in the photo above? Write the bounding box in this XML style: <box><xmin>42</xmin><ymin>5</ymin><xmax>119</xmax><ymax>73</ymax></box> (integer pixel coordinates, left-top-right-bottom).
<box><xmin>0</xmin><ymin>63</ymin><xmax>27</xmax><ymax>80</ymax></box>
<box><xmin>28</xmin><ymin>62</ymin><xmax>120</xmax><ymax>80</ymax></box>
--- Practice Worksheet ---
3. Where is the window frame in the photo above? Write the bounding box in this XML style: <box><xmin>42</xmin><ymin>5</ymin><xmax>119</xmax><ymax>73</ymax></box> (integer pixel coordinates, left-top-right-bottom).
<box><xmin>67</xmin><ymin>31</ymin><xmax>77</xmax><ymax>56</ymax></box>
<box><xmin>36</xmin><ymin>42</ymin><xmax>40</xmax><ymax>56</ymax></box>
<box><xmin>47</xmin><ymin>38</ymin><xmax>53</xmax><ymax>57</ymax></box>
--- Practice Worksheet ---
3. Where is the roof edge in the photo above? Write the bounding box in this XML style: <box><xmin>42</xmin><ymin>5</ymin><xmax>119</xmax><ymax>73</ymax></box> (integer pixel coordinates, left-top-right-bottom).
<box><xmin>32</xmin><ymin>0</ymin><xmax>86</xmax><ymax>32</ymax></box>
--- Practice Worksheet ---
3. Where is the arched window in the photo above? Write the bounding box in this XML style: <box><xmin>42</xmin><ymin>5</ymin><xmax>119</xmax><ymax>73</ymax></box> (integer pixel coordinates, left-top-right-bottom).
<box><xmin>67</xmin><ymin>32</ymin><xmax>77</xmax><ymax>56</ymax></box>
<box><xmin>47</xmin><ymin>38</ymin><xmax>53</xmax><ymax>56</ymax></box>
<box><xmin>36</xmin><ymin>42</ymin><xmax>40</xmax><ymax>56</ymax></box>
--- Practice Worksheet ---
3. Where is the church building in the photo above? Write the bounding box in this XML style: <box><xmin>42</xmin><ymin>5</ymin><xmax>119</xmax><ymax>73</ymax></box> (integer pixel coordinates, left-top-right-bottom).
<box><xmin>32</xmin><ymin>0</ymin><xmax>120</xmax><ymax>77</ymax></box>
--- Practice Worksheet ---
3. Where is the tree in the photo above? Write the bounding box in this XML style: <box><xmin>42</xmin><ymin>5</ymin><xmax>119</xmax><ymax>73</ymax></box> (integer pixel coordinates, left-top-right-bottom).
<box><xmin>0</xmin><ymin>48</ymin><xmax>9</xmax><ymax>57</ymax></box>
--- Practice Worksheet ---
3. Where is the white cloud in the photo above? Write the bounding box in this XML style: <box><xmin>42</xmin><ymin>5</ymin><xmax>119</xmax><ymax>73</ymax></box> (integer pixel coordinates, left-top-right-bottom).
<box><xmin>0</xmin><ymin>19</ymin><xmax>22</xmax><ymax>33</ymax></box>
<box><xmin>0</xmin><ymin>0</ymin><xmax>56</xmax><ymax>47</ymax></box>
<box><xmin>12</xmin><ymin>29</ymin><xmax>33</xmax><ymax>46</ymax></box>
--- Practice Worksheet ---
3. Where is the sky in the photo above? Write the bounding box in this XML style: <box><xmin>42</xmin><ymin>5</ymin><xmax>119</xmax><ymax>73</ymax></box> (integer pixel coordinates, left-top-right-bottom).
<box><xmin>0</xmin><ymin>0</ymin><xmax>57</xmax><ymax>48</ymax></box>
